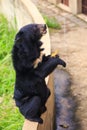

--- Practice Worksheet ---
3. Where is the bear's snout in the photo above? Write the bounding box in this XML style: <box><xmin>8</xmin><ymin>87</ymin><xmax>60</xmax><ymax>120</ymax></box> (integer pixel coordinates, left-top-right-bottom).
<box><xmin>37</xmin><ymin>24</ymin><xmax>47</xmax><ymax>35</ymax></box>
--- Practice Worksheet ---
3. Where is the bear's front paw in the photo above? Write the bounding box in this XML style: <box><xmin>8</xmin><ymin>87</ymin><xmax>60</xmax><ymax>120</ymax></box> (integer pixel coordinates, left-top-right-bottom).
<box><xmin>57</xmin><ymin>57</ymin><xmax>66</xmax><ymax>67</ymax></box>
<box><xmin>62</xmin><ymin>61</ymin><xmax>66</xmax><ymax>67</ymax></box>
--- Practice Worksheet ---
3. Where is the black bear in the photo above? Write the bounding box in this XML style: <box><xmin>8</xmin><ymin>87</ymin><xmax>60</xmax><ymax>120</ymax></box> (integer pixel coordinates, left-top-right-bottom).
<box><xmin>12</xmin><ymin>24</ymin><xmax>66</xmax><ymax>123</ymax></box>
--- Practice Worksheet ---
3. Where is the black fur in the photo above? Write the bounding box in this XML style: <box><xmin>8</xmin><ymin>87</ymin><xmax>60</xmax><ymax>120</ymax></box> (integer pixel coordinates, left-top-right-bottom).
<box><xmin>12</xmin><ymin>24</ymin><xmax>66</xmax><ymax>123</ymax></box>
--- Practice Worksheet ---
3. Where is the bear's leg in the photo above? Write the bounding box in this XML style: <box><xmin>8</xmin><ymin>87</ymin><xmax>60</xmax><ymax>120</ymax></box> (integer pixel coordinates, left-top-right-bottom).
<box><xmin>43</xmin><ymin>87</ymin><xmax>50</xmax><ymax>104</ymax></box>
<box><xmin>19</xmin><ymin>96</ymin><xmax>43</xmax><ymax>123</ymax></box>
<box><xmin>39</xmin><ymin>88</ymin><xmax>51</xmax><ymax>115</ymax></box>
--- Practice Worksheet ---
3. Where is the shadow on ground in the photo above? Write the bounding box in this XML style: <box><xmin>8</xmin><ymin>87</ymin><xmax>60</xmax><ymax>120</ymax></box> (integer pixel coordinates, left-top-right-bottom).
<box><xmin>54</xmin><ymin>68</ymin><xmax>82</xmax><ymax>130</ymax></box>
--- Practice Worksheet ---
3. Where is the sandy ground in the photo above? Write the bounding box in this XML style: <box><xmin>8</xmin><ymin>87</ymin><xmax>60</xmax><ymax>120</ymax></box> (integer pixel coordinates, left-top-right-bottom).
<box><xmin>51</xmin><ymin>27</ymin><xmax>87</xmax><ymax>129</ymax></box>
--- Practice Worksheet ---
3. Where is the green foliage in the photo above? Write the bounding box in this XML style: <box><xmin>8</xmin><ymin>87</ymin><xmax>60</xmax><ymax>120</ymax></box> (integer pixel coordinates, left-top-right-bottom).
<box><xmin>0</xmin><ymin>15</ymin><xmax>16</xmax><ymax>60</ymax></box>
<box><xmin>43</xmin><ymin>15</ymin><xmax>61</xmax><ymax>29</ymax></box>
<box><xmin>0</xmin><ymin>95</ymin><xmax>24</xmax><ymax>130</ymax></box>
<box><xmin>0</xmin><ymin>14</ymin><xmax>24</xmax><ymax>130</ymax></box>
<box><xmin>0</xmin><ymin>14</ymin><xmax>16</xmax><ymax>96</ymax></box>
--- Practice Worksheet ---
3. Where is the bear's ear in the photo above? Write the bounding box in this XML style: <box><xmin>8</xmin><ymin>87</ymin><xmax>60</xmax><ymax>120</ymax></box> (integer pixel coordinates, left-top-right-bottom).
<box><xmin>15</xmin><ymin>31</ymin><xmax>24</xmax><ymax>42</ymax></box>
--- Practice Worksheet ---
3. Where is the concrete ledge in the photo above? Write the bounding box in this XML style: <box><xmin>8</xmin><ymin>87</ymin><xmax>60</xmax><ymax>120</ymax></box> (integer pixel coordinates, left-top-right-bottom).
<box><xmin>0</xmin><ymin>1</ymin><xmax>54</xmax><ymax>130</ymax></box>
<box><xmin>77</xmin><ymin>14</ymin><xmax>87</xmax><ymax>23</ymax></box>
<box><xmin>57</xmin><ymin>3</ymin><xmax>71</xmax><ymax>13</ymax></box>
<box><xmin>22</xmin><ymin>120</ymin><xmax>38</xmax><ymax>130</ymax></box>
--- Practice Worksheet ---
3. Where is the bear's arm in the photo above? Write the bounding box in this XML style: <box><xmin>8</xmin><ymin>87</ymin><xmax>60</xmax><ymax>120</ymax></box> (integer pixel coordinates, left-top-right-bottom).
<box><xmin>35</xmin><ymin>56</ymin><xmax>66</xmax><ymax>78</ymax></box>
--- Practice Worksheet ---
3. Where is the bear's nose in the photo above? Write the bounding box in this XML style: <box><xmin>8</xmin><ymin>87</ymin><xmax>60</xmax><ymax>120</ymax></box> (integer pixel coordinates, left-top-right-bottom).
<box><xmin>37</xmin><ymin>24</ymin><xmax>47</xmax><ymax>30</ymax></box>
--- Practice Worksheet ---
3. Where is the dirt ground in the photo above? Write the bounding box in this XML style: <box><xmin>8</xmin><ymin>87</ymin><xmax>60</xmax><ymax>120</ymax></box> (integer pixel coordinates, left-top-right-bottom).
<box><xmin>32</xmin><ymin>1</ymin><xmax>87</xmax><ymax>129</ymax></box>
<box><xmin>51</xmin><ymin>27</ymin><xmax>87</xmax><ymax>130</ymax></box>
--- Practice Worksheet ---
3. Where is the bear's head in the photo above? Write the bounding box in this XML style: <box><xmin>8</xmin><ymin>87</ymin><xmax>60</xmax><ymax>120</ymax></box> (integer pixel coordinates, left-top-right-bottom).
<box><xmin>12</xmin><ymin>24</ymin><xmax>47</xmax><ymax>72</ymax></box>
<box><xmin>15</xmin><ymin>24</ymin><xmax>47</xmax><ymax>43</ymax></box>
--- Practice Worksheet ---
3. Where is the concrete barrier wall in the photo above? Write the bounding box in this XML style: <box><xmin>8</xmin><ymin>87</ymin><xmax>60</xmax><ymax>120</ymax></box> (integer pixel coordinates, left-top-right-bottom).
<box><xmin>0</xmin><ymin>0</ymin><xmax>55</xmax><ymax>130</ymax></box>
